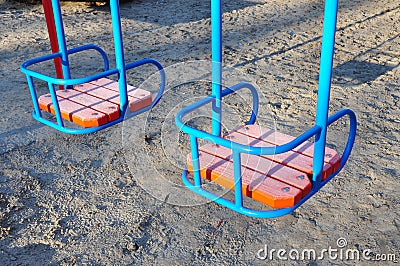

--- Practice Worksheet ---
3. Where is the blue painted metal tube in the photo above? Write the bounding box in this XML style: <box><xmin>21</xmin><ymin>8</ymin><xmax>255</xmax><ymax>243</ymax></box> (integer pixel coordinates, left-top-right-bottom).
<box><xmin>182</xmin><ymin>164</ymin><xmax>341</xmax><ymax>218</ymax></box>
<box><xmin>176</xmin><ymin>81</ymin><xmax>259</xmax><ymax>134</ymax></box>
<box><xmin>327</xmin><ymin>108</ymin><xmax>357</xmax><ymax>171</ymax></box>
<box><xmin>312</xmin><ymin>0</ymin><xmax>338</xmax><ymax>183</ymax></box>
<box><xmin>232</xmin><ymin>150</ymin><xmax>243</xmax><ymax>207</ymax></box>
<box><xmin>179</xmin><ymin>115</ymin><xmax>320</xmax><ymax>155</ymax></box>
<box><xmin>125</xmin><ymin>58</ymin><xmax>166</xmax><ymax>108</ymax></box>
<box><xmin>21</xmin><ymin>57</ymin><xmax>160</xmax><ymax>88</ymax></box>
<box><xmin>21</xmin><ymin>44</ymin><xmax>110</xmax><ymax>73</ymax></box>
<box><xmin>26</xmin><ymin>75</ymin><xmax>41</xmax><ymax>117</ymax></box>
<box><xmin>50</xmin><ymin>0</ymin><xmax>71</xmax><ymax>80</ymax></box>
<box><xmin>67</xmin><ymin>44</ymin><xmax>110</xmax><ymax>71</ymax></box>
<box><xmin>21</xmin><ymin>45</ymin><xmax>114</xmax><ymax>85</ymax></box>
<box><xmin>47</xmin><ymin>82</ymin><xmax>63</xmax><ymax>126</ymax></box>
<box><xmin>21</xmin><ymin>52</ymin><xmax>61</xmax><ymax>68</ymax></box>
<box><xmin>211</xmin><ymin>0</ymin><xmax>223</xmax><ymax>136</ymax></box>
<box><xmin>109</xmin><ymin>0</ymin><xmax>128</xmax><ymax>113</ymax></box>
<box><xmin>221</xmin><ymin>82</ymin><xmax>259</xmax><ymax>125</ymax></box>
<box><xmin>190</xmin><ymin>136</ymin><xmax>202</xmax><ymax>186</ymax></box>
<box><xmin>182</xmin><ymin>169</ymin><xmax>294</xmax><ymax>218</ymax></box>
<box><xmin>31</xmin><ymin>99</ymin><xmax>169</xmax><ymax>135</ymax></box>
<box><xmin>22</xmin><ymin>66</ymin><xmax>119</xmax><ymax>86</ymax></box>
<box><xmin>32</xmin><ymin>112</ymin><xmax>125</xmax><ymax>134</ymax></box>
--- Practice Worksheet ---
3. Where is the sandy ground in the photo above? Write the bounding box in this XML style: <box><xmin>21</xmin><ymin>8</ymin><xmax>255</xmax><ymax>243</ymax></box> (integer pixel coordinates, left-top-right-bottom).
<box><xmin>0</xmin><ymin>0</ymin><xmax>399</xmax><ymax>264</ymax></box>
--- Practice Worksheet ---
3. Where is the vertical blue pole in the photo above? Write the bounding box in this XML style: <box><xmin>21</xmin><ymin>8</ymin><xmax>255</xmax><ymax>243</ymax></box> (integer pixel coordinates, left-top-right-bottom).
<box><xmin>233</xmin><ymin>150</ymin><xmax>243</xmax><ymax>207</ymax></box>
<box><xmin>48</xmin><ymin>83</ymin><xmax>64</xmax><ymax>126</ymax></box>
<box><xmin>109</xmin><ymin>0</ymin><xmax>128</xmax><ymax>113</ymax></box>
<box><xmin>27</xmin><ymin>76</ymin><xmax>41</xmax><ymax>117</ymax></box>
<box><xmin>190</xmin><ymin>136</ymin><xmax>202</xmax><ymax>187</ymax></box>
<box><xmin>50</xmin><ymin>0</ymin><xmax>71</xmax><ymax>80</ymax></box>
<box><xmin>211</xmin><ymin>0</ymin><xmax>222</xmax><ymax>136</ymax></box>
<box><xmin>312</xmin><ymin>0</ymin><xmax>338</xmax><ymax>184</ymax></box>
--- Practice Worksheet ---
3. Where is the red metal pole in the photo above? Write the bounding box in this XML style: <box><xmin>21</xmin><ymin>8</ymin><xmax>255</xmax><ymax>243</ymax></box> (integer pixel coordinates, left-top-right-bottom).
<box><xmin>42</xmin><ymin>0</ymin><xmax>64</xmax><ymax>85</ymax></box>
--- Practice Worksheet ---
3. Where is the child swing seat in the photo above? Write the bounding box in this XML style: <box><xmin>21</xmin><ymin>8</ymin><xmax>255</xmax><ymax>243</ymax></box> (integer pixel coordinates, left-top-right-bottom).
<box><xmin>20</xmin><ymin>0</ymin><xmax>165</xmax><ymax>134</ymax></box>
<box><xmin>175</xmin><ymin>0</ymin><xmax>356</xmax><ymax>218</ymax></box>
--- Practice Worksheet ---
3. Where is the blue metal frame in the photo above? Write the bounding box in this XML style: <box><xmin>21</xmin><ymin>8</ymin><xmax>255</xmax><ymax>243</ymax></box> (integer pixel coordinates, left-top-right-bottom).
<box><xmin>20</xmin><ymin>0</ymin><xmax>165</xmax><ymax>134</ymax></box>
<box><xmin>175</xmin><ymin>0</ymin><xmax>357</xmax><ymax>218</ymax></box>
<box><xmin>211</xmin><ymin>0</ymin><xmax>223</xmax><ymax>136</ymax></box>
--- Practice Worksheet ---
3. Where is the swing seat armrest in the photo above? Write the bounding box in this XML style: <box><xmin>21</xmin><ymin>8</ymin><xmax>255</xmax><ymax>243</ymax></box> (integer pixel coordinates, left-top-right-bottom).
<box><xmin>20</xmin><ymin>44</ymin><xmax>111</xmax><ymax>85</ymax></box>
<box><xmin>221</xmin><ymin>82</ymin><xmax>259</xmax><ymax>124</ymax></box>
<box><xmin>326</xmin><ymin>108</ymin><xmax>357</xmax><ymax>172</ymax></box>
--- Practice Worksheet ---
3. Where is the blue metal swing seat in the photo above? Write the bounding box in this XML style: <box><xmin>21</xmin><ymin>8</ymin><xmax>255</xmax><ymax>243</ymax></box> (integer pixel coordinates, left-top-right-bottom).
<box><xmin>20</xmin><ymin>0</ymin><xmax>165</xmax><ymax>134</ymax></box>
<box><xmin>175</xmin><ymin>0</ymin><xmax>356</xmax><ymax>218</ymax></box>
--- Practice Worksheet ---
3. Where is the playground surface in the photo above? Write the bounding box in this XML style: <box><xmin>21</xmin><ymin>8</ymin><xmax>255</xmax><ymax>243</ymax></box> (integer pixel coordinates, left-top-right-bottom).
<box><xmin>0</xmin><ymin>0</ymin><xmax>399</xmax><ymax>264</ymax></box>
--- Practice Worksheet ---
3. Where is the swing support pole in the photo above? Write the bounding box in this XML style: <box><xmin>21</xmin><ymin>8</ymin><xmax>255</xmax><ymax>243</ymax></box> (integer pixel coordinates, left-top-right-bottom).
<box><xmin>312</xmin><ymin>0</ymin><xmax>339</xmax><ymax>185</ymax></box>
<box><xmin>110</xmin><ymin>0</ymin><xmax>129</xmax><ymax>113</ymax></box>
<box><xmin>49</xmin><ymin>0</ymin><xmax>71</xmax><ymax>81</ymax></box>
<box><xmin>211</xmin><ymin>0</ymin><xmax>223</xmax><ymax>137</ymax></box>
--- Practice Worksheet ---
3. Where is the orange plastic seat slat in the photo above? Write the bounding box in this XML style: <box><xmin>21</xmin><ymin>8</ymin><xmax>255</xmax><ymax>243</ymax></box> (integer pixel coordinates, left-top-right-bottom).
<box><xmin>235</xmin><ymin>125</ymin><xmax>341</xmax><ymax>172</ymax></box>
<box><xmin>74</xmin><ymin>82</ymin><xmax>142</xmax><ymax>112</ymax></box>
<box><xmin>187</xmin><ymin>152</ymin><xmax>303</xmax><ymax>208</ymax></box>
<box><xmin>38</xmin><ymin>94</ymin><xmax>108</xmax><ymax>127</ymax></box>
<box><xmin>187</xmin><ymin>153</ymin><xmax>251</xmax><ymax>198</ymax></box>
<box><xmin>37</xmin><ymin>77</ymin><xmax>153</xmax><ymax>128</ymax></box>
<box><xmin>227</xmin><ymin>131</ymin><xmax>332</xmax><ymax>180</ymax></box>
<box><xmin>74</xmin><ymin>82</ymin><xmax>122</xmax><ymax>104</ymax></box>
<box><xmin>90</xmin><ymin>78</ymin><xmax>152</xmax><ymax>112</ymax></box>
<box><xmin>55</xmin><ymin>89</ymin><xmax>120</xmax><ymax>121</ymax></box>
<box><xmin>88</xmin><ymin>77</ymin><xmax>115</xmax><ymax>87</ymax></box>
<box><xmin>199</xmin><ymin>143</ymin><xmax>311</xmax><ymax>196</ymax></box>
